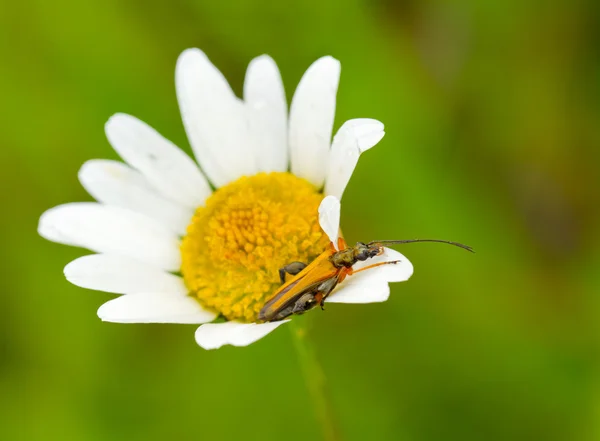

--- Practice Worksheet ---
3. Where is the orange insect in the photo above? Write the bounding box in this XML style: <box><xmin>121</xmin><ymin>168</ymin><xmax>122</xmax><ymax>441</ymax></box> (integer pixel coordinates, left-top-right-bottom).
<box><xmin>258</xmin><ymin>237</ymin><xmax>473</xmax><ymax>322</ymax></box>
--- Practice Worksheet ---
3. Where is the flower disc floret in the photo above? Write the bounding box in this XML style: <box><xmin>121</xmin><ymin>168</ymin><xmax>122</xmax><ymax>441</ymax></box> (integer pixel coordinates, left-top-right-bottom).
<box><xmin>181</xmin><ymin>172</ymin><xmax>330</xmax><ymax>322</ymax></box>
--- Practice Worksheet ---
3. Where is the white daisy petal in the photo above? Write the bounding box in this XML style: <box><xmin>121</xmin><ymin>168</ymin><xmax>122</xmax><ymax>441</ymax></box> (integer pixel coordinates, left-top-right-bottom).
<box><xmin>64</xmin><ymin>254</ymin><xmax>187</xmax><ymax>295</ymax></box>
<box><xmin>244</xmin><ymin>55</ymin><xmax>288</xmax><ymax>173</ymax></box>
<box><xmin>351</xmin><ymin>247</ymin><xmax>414</xmax><ymax>283</ymax></box>
<box><xmin>327</xmin><ymin>248</ymin><xmax>412</xmax><ymax>304</ymax></box>
<box><xmin>105</xmin><ymin>113</ymin><xmax>211</xmax><ymax>209</ymax></box>
<box><xmin>194</xmin><ymin>320</ymin><xmax>289</xmax><ymax>350</ymax></box>
<box><xmin>176</xmin><ymin>48</ymin><xmax>257</xmax><ymax>187</ymax></box>
<box><xmin>318</xmin><ymin>195</ymin><xmax>341</xmax><ymax>250</ymax></box>
<box><xmin>78</xmin><ymin>160</ymin><xmax>193</xmax><ymax>235</ymax></box>
<box><xmin>38</xmin><ymin>203</ymin><xmax>181</xmax><ymax>271</ymax></box>
<box><xmin>324</xmin><ymin>119</ymin><xmax>385</xmax><ymax>200</ymax></box>
<box><xmin>326</xmin><ymin>280</ymin><xmax>390</xmax><ymax>303</ymax></box>
<box><xmin>98</xmin><ymin>293</ymin><xmax>216</xmax><ymax>324</ymax></box>
<box><xmin>289</xmin><ymin>56</ymin><xmax>341</xmax><ymax>187</ymax></box>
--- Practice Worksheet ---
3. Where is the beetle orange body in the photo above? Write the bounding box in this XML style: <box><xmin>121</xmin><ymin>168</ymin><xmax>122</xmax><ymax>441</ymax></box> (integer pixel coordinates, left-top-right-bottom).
<box><xmin>258</xmin><ymin>237</ymin><xmax>473</xmax><ymax>322</ymax></box>
<box><xmin>259</xmin><ymin>238</ymin><xmax>353</xmax><ymax>322</ymax></box>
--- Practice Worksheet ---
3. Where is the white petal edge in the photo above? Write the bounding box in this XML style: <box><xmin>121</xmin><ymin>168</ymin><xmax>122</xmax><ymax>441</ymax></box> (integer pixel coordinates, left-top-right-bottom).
<box><xmin>324</xmin><ymin>119</ymin><xmax>385</xmax><ymax>200</ymax></box>
<box><xmin>318</xmin><ymin>195</ymin><xmax>341</xmax><ymax>250</ymax></box>
<box><xmin>327</xmin><ymin>248</ymin><xmax>413</xmax><ymax>304</ymax></box>
<box><xmin>244</xmin><ymin>55</ymin><xmax>288</xmax><ymax>173</ymax></box>
<box><xmin>289</xmin><ymin>56</ymin><xmax>341</xmax><ymax>188</ymax></box>
<box><xmin>78</xmin><ymin>160</ymin><xmax>193</xmax><ymax>235</ymax></box>
<box><xmin>105</xmin><ymin>113</ymin><xmax>211</xmax><ymax>209</ymax></box>
<box><xmin>195</xmin><ymin>320</ymin><xmax>289</xmax><ymax>350</ymax></box>
<box><xmin>98</xmin><ymin>293</ymin><xmax>217</xmax><ymax>324</ymax></box>
<box><xmin>64</xmin><ymin>254</ymin><xmax>187</xmax><ymax>295</ymax></box>
<box><xmin>38</xmin><ymin>203</ymin><xmax>181</xmax><ymax>271</ymax></box>
<box><xmin>176</xmin><ymin>48</ymin><xmax>257</xmax><ymax>187</ymax></box>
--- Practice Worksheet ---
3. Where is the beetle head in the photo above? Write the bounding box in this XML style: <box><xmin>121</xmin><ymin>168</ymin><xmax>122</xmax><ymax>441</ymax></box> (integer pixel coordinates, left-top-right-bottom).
<box><xmin>354</xmin><ymin>242</ymin><xmax>383</xmax><ymax>261</ymax></box>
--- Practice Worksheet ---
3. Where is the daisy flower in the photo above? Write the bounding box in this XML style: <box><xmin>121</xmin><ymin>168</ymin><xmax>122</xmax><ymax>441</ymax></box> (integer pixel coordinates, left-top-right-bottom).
<box><xmin>38</xmin><ymin>48</ymin><xmax>413</xmax><ymax>350</ymax></box>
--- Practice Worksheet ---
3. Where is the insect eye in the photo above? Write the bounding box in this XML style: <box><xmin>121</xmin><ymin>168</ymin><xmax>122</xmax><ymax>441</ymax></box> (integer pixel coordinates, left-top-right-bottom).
<box><xmin>357</xmin><ymin>251</ymin><xmax>369</xmax><ymax>261</ymax></box>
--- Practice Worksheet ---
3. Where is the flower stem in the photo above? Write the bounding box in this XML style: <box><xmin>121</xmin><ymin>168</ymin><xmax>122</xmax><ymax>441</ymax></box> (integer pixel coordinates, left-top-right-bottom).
<box><xmin>289</xmin><ymin>318</ymin><xmax>341</xmax><ymax>441</ymax></box>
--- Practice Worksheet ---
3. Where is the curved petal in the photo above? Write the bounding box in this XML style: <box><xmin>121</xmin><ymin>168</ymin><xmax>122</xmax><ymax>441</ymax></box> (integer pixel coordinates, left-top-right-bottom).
<box><xmin>324</xmin><ymin>119</ymin><xmax>385</xmax><ymax>200</ymax></box>
<box><xmin>244</xmin><ymin>55</ymin><xmax>288</xmax><ymax>173</ymax></box>
<box><xmin>194</xmin><ymin>320</ymin><xmax>289</xmax><ymax>350</ymax></box>
<box><xmin>327</xmin><ymin>248</ymin><xmax>413</xmax><ymax>304</ymax></box>
<box><xmin>326</xmin><ymin>280</ymin><xmax>390</xmax><ymax>303</ymax></box>
<box><xmin>64</xmin><ymin>254</ymin><xmax>187</xmax><ymax>295</ymax></box>
<box><xmin>176</xmin><ymin>48</ymin><xmax>257</xmax><ymax>187</ymax></box>
<box><xmin>318</xmin><ymin>195</ymin><xmax>341</xmax><ymax>250</ymax></box>
<box><xmin>289</xmin><ymin>56</ymin><xmax>340</xmax><ymax>188</ymax></box>
<box><xmin>38</xmin><ymin>203</ymin><xmax>181</xmax><ymax>271</ymax></box>
<box><xmin>79</xmin><ymin>160</ymin><xmax>193</xmax><ymax>235</ymax></box>
<box><xmin>98</xmin><ymin>293</ymin><xmax>216</xmax><ymax>324</ymax></box>
<box><xmin>105</xmin><ymin>113</ymin><xmax>211</xmax><ymax>209</ymax></box>
<box><xmin>351</xmin><ymin>247</ymin><xmax>414</xmax><ymax>282</ymax></box>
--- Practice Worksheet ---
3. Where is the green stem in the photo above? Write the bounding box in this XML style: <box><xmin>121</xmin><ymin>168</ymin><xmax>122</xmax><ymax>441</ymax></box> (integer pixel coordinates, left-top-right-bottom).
<box><xmin>289</xmin><ymin>318</ymin><xmax>341</xmax><ymax>441</ymax></box>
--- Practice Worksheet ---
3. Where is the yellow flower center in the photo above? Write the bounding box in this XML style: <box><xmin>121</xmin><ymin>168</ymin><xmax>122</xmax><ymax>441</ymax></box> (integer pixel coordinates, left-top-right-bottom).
<box><xmin>181</xmin><ymin>172</ymin><xmax>330</xmax><ymax>323</ymax></box>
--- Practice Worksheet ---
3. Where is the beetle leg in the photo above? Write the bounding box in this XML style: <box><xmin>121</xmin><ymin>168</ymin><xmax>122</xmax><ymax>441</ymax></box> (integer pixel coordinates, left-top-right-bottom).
<box><xmin>352</xmin><ymin>260</ymin><xmax>401</xmax><ymax>275</ymax></box>
<box><xmin>278</xmin><ymin>261</ymin><xmax>308</xmax><ymax>284</ymax></box>
<box><xmin>316</xmin><ymin>277</ymin><xmax>339</xmax><ymax>310</ymax></box>
<box><xmin>291</xmin><ymin>293</ymin><xmax>318</xmax><ymax>315</ymax></box>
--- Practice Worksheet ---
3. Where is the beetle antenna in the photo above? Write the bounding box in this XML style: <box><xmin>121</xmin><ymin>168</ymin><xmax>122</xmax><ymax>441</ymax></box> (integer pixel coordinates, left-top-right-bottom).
<box><xmin>367</xmin><ymin>239</ymin><xmax>474</xmax><ymax>253</ymax></box>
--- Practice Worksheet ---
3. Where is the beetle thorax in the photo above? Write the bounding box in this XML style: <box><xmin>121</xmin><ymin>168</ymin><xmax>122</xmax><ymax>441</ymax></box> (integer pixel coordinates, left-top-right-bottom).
<box><xmin>330</xmin><ymin>248</ymin><xmax>356</xmax><ymax>268</ymax></box>
<box><xmin>330</xmin><ymin>242</ymin><xmax>384</xmax><ymax>268</ymax></box>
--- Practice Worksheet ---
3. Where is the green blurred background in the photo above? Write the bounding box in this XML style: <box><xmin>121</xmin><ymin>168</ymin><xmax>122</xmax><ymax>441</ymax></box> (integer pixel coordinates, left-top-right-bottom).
<box><xmin>2</xmin><ymin>0</ymin><xmax>599</xmax><ymax>440</ymax></box>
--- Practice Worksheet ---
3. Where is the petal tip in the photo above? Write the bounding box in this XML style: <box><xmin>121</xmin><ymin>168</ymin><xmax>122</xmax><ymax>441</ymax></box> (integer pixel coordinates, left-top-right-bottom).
<box><xmin>105</xmin><ymin>112</ymin><xmax>128</xmax><ymax>129</ymax></box>
<box><xmin>305</xmin><ymin>56</ymin><xmax>341</xmax><ymax>83</ymax></box>
<box><xmin>195</xmin><ymin>320</ymin><xmax>289</xmax><ymax>350</ymax></box>
<box><xmin>318</xmin><ymin>195</ymin><xmax>341</xmax><ymax>249</ymax></box>
<box><xmin>96</xmin><ymin>301</ymin><xmax>111</xmax><ymax>322</ymax></box>
<box><xmin>249</xmin><ymin>54</ymin><xmax>275</xmax><ymax>66</ymax></box>
<box><xmin>319</xmin><ymin>55</ymin><xmax>340</xmax><ymax>67</ymax></box>
<box><xmin>178</xmin><ymin>47</ymin><xmax>204</xmax><ymax>59</ymax></box>
<box><xmin>37</xmin><ymin>206</ymin><xmax>60</xmax><ymax>241</ymax></box>
<box><xmin>176</xmin><ymin>48</ymin><xmax>209</xmax><ymax>72</ymax></box>
<box><xmin>62</xmin><ymin>260</ymin><xmax>75</xmax><ymax>278</ymax></box>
